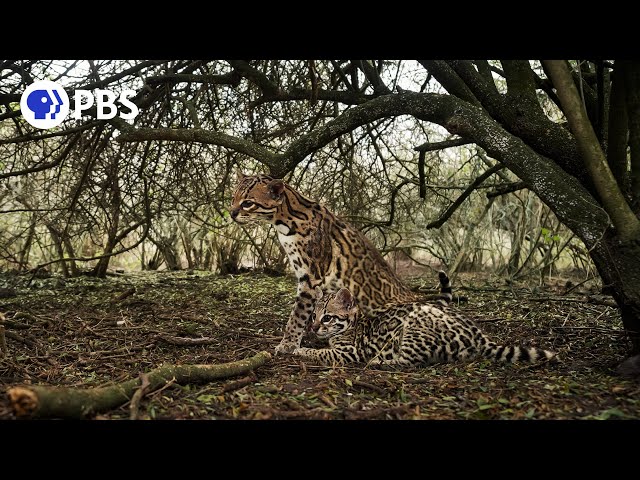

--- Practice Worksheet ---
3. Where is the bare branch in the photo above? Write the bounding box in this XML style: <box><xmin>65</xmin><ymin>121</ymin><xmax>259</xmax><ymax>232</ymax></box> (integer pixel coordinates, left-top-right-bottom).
<box><xmin>226</xmin><ymin>60</ymin><xmax>279</xmax><ymax>95</ymax></box>
<box><xmin>486</xmin><ymin>181</ymin><xmax>527</xmax><ymax>198</ymax></box>
<box><xmin>79</xmin><ymin>60</ymin><xmax>166</xmax><ymax>90</ymax></box>
<box><xmin>426</xmin><ymin>164</ymin><xmax>504</xmax><ymax>229</ymax></box>
<box><xmin>249</xmin><ymin>88</ymin><xmax>373</xmax><ymax>108</ymax></box>
<box><xmin>26</xmin><ymin>216</ymin><xmax>149</xmax><ymax>274</ymax></box>
<box><xmin>0</xmin><ymin>122</ymin><xmax>98</xmax><ymax>146</ymax></box>
<box><xmin>355</xmin><ymin>60</ymin><xmax>391</xmax><ymax>95</ymax></box>
<box><xmin>115</xmin><ymin>125</ymin><xmax>282</xmax><ymax>171</ymax></box>
<box><xmin>418</xmin><ymin>60</ymin><xmax>482</xmax><ymax>107</ymax></box>
<box><xmin>501</xmin><ymin>60</ymin><xmax>538</xmax><ymax>101</ymax></box>
<box><xmin>116</xmin><ymin>90</ymin><xmax>608</xmax><ymax>244</ymax></box>
<box><xmin>0</xmin><ymin>133</ymin><xmax>82</xmax><ymax>180</ymax></box>
<box><xmin>473</xmin><ymin>60</ymin><xmax>498</xmax><ymax>92</ymax></box>
<box><xmin>414</xmin><ymin>137</ymin><xmax>472</xmax><ymax>152</ymax></box>
<box><xmin>145</xmin><ymin>72</ymin><xmax>241</xmax><ymax>86</ymax></box>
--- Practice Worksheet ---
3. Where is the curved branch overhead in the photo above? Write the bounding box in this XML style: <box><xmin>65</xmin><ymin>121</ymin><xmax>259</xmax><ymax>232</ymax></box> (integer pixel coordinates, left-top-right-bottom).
<box><xmin>114</xmin><ymin>89</ymin><xmax>608</xmax><ymax>244</ymax></box>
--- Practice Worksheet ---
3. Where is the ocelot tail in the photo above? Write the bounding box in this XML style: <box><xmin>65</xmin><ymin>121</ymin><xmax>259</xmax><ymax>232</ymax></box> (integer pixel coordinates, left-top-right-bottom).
<box><xmin>230</xmin><ymin>173</ymin><xmax>452</xmax><ymax>354</ymax></box>
<box><xmin>293</xmin><ymin>287</ymin><xmax>556</xmax><ymax>367</ymax></box>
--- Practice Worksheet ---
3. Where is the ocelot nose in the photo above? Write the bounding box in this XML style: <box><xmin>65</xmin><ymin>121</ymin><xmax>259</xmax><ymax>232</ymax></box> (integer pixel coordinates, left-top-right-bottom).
<box><xmin>230</xmin><ymin>208</ymin><xmax>240</xmax><ymax>220</ymax></box>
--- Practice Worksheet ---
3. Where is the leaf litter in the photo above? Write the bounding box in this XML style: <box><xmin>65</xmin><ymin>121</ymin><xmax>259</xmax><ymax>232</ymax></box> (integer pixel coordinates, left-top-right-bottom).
<box><xmin>0</xmin><ymin>270</ymin><xmax>638</xmax><ymax>420</ymax></box>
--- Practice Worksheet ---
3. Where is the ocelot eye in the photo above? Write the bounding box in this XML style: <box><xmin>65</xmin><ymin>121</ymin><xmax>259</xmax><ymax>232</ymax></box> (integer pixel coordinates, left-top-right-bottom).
<box><xmin>321</xmin><ymin>315</ymin><xmax>335</xmax><ymax>324</ymax></box>
<box><xmin>241</xmin><ymin>200</ymin><xmax>254</xmax><ymax>209</ymax></box>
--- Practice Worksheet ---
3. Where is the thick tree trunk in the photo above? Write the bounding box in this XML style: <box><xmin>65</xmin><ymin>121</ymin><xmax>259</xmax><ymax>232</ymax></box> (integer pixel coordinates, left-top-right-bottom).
<box><xmin>91</xmin><ymin>240</ymin><xmax>115</xmax><ymax>278</ymax></box>
<box><xmin>17</xmin><ymin>219</ymin><xmax>36</xmax><ymax>271</ymax></box>
<box><xmin>590</xmin><ymin>234</ymin><xmax>640</xmax><ymax>354</ymax></box>
<box><xmin>62</xmin><ymin>237</ymin><xmax>79</xmax><ymax>276</ymax></box>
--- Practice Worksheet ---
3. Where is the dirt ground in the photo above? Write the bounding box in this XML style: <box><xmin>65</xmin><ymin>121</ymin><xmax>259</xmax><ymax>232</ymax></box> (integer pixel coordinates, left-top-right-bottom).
<box><xmin>0</xmin><ymin>269</ymin><xmax>638</xmax><ymax>420</ymax></box>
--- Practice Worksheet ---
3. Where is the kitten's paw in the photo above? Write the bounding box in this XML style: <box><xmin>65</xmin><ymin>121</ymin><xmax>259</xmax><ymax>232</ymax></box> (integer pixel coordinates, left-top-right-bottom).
<box><xmin>275</xmin><ymin>340</ymin><xmax>298</xmax><ymax>355</ymax></box>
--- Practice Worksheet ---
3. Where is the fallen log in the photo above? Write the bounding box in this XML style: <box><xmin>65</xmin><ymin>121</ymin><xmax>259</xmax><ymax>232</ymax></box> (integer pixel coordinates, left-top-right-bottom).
<box><xmin>7</xmin><ymin>350</ymin><xmax>271</xmax><ymax>419</ymax></box>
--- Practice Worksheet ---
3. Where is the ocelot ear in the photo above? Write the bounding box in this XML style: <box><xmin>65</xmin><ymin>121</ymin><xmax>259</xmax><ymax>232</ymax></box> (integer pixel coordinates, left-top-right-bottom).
<box><xmin>335</xmin><ymin>288</ymin><xmax>355</xmax><ymax>309</ymax></box>
<box><xmin>236</xmin><ymin>171</ymin><xmax>246</xmax><ymax>183</ymax></box>
<box><xmin>314</xmin><ymin>286</ymin><xmax>323</xmax><ymax>300</ymax></box>
<box><xmin>268</xmin><ymin>179</ymin><xmax>285</xmax><ymax>200</ymax></box>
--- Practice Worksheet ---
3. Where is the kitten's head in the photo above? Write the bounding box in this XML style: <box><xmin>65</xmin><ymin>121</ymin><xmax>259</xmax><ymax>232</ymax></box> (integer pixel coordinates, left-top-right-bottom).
<box><xmin>230</xmin><ymin>173</ymin><xmax>285</xmax><ymax>224</ymax></box>
<box><xmin>312</xmin><ymin>287</ymin><xmax>358</xmax><ymax>340</ymax></box>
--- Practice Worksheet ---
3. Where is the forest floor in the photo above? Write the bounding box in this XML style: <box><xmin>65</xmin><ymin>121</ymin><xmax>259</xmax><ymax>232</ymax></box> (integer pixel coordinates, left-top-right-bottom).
<box><xmin>0</xmin><ymin>269</ymin><xmax>638</xmax><ymax>421</ymax></box>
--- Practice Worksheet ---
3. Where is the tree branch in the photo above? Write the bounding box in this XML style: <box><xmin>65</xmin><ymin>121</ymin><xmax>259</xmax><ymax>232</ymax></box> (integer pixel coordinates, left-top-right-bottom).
<box><xmin>145</xmin><ymin>72</ymin><xmax>241</xmax><ymax>86</ymax></box>
<box><xmin>0</xmin><ymin>94</ymin><xmax>20</xmax><ymax>103</ymax></box>
<box><xmin>530</xmin><ymin>70</ymin><xmax>562</xmax><ymax>109</ymax></box>
<box><xmin>607</xmin><ymin>62</ymin><xmax>629</xmax><ymax>190</ymax></box>
<box><xmin>426</xmin><ymin>164</ymin><xmax>504</xmax><ymax>229</ymax></box>
<box><xmin>384</xmin><ymin>180</ymin><xmax>412</xmax><ymax>226</ymax></box>
<box><xmin>78</xmin><ymin>60</ymin><xmax>166</xmax><ymax>90</ymax></box>
<box><xmin>8</xmin><ymin>351</ymin><xmax>271</xmax><ymax>418</ymax></box>
<box><xmin>0</xmin><ymin>122</ymin><xmax>98</xmax><ymax>146</ymax></box>
<box><xmin>447</xmin><ymin>61</ymin><xmax>590</xmax><ymax>191</ymax></box>
<box><xmin>622</xmin><ymin>61</ymin><xmax>640</xmax><ymax>209</ymax></box>
<box><xmin>414</xmin><ymin>137</ymin><xmax>472</xmax><ymax>152</ymax></box>
<box><xmin>501</xmin><ymin>60</ymin><xmax>539</xmax><ymax>102</ymax></box>
<box><xmin>249</xmin><ymin>88</ymin><xmax>373</xmax><ymax>108</ymax></box>
<box><xmin>226</xmin><ymin>60</ymin><xmax>279</xmax><ymax>96</ymax></box>
<box><xmin>115</xmin><ymin>125</ymin><xmax>283</xmax><ymax>172</ymax></box>
<box><xmin>117</xmin><ymin>91</ymin><xmax>609</xmax><ymax>245</ymax></box>
<box><xmin>543</xmin><ymin>60</ymin><xmax>640</xmax><ymax>242</ymax></box>
<box><xmin>418</xmin><ymin>151</ymin><xmax>426</xmax><ymax>198</ymax></box>
<box><xmin>355</xmin><ymin>60</ymin><xmax>391</xmax><ymax>95</ymax></box>
<box><xmin>595</xmin><ymin>61</ymin><xmax>608</xmax><ymax>146</ymax></box>
<box><xmin>473</xmin><ymin>60</ymin><xmax>498</xmax><ymax>92</ymax></box>
<box><xmin>486</xmin><ymin>181</ymin><xmax>527</xmax><ymax>198</ymax></box>
<box><xmin>27</xmin><ymin>215</ymin><xmax>149</xmax><ymax>274</ymax></box>
<box><xmin>448</xmin><ymin>60</ymin><xmax>502</xmax><ymax>110</ymax></box>
<box><xmin>418</xmin><ymin>60</ymin><xmax>482</xmax><ymax>107</ymax></box>
<box><xmin>0</xmin><ymin>133</ymin><xmax>82</xmax><ymax>180</ymax></box>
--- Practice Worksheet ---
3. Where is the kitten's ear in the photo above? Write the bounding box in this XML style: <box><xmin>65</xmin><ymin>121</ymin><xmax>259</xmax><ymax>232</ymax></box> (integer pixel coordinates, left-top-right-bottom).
<box><xmin>268</xmin><ymin>179</ymin><xmax>285</xmax><ymax>200</ymax></box>
<box><xmin>314</xmin><ymin>286</ymin><xmax>323</xmax><ymax>300</ymax></box>
<box><xmin>236</xmin><ymin>171</ymin><xmax>247</xmax><ymax>183</ymax></box>
<box><xmin>335</xmin><ymin>288</ymin><xmax>355</xmax><ymax>309</ymax></box>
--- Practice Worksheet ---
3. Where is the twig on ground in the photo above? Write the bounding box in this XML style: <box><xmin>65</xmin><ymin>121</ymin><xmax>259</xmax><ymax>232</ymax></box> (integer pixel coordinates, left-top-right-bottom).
<box><xmin>319</xmin><ymin>394</ymin><xmax>336</xmax><ymax>408</ymax></box>
<box><xmin>343</xmin><ymin>405</ymin><xmax>410</xmax><ymax>420</ymax></box>
<box><xmin>0</xmin><ymin>316</ymin><xmax>31</xmax><ymax>329</ymax></box>
<box><xmin>529</xmin><ymin>296</ymin><xmax>617</xmax><ymax>307</ymax></box>
<box><xmin>351</xmin><ymin>379</ymin><xmax>388</xmax><ymax>396</ymax></box>
<box><xmin>221</xmin><ymin>372</ymin><xmax>257</xmax><ymax>393</ymax></box>
<box><xmin>114</xmin><ymin>288</ymin><xmax>136</xmax><ymax>302</ymax></box>
<box><xmin>129</xmin><ymin>373</ymin><xmax>151</xmax><ymax>420</ymax></box>
<box><xmin>4</xmin><ymin>330</ymin><xmax>37</xmax><ymax>348</ymax></box>
<box><xmin>552</xmin><ymin>326</ymin><xmax>627</xmax><ymax>335</ymax></box>
<box><xmin>155</xmin><ymin>333</ymin><xmax>217</xmax><ymax>346</ymax></box>
<box><xmin>261</xmin><ymin>408</ymin><xmax>331</xmax><ymax>419</ymax></box>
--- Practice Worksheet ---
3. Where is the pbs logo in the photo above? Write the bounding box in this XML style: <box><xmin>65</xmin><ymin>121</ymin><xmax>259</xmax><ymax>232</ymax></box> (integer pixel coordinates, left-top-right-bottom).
<box><xmin>20</xmin><ymin>80</ymin><xmax>139</xmax><ymax>130</ymax></box>
<box><xmin>20</xmin><ymin>80</ymin><xmax>70</xmax><ymax>129</ymax></box>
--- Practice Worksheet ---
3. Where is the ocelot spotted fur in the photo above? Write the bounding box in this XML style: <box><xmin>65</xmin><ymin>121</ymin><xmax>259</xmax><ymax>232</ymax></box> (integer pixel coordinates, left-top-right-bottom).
<box><xmin>293</xmin><ymin>287</ymin><xmax>556</xmax><ymax>366</ymax></box>
<box><xmin>230</xmin><ymin>174</ymin><xmax>452</xmax><ymax>354</ymax></box>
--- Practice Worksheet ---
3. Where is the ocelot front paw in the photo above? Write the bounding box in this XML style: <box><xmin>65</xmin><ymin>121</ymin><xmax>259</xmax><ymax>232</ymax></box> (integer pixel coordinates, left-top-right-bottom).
<box><xmin>274</xmin><ymin>340</ymin><xmax>299</xmax><ymax>355</ymax></box>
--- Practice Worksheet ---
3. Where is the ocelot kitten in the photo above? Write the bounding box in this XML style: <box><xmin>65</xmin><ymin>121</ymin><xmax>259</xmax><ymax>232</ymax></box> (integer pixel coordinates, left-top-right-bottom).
<box><xmin>293</xmin><ymin>287</ymin><xmax>556</xmax><ymax>366</ymax></box>
<box><xmin>230</xmin><ymin>173</ymin><xmax>451</xmax><ymax>354</ymax></box>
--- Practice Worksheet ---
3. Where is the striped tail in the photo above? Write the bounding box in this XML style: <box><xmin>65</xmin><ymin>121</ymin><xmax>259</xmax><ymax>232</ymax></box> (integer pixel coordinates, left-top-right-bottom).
<box><xmin>481</xmin><ymin>342</ymin><xmax>556</xmax><ymax>363</ymax></box>
<box><xmin>437</xmin><ymin>270</ymin><xmax>453</xmax><ymax>305</ymax></box>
